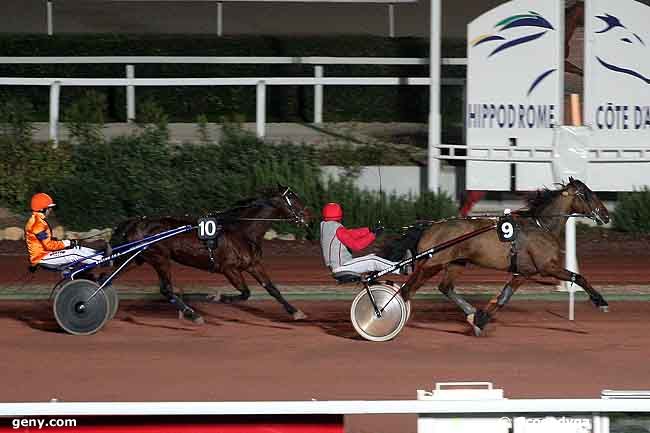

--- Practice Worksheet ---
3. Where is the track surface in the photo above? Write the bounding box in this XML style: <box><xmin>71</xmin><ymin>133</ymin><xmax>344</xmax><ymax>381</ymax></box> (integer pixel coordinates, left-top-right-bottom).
<box><xmin>2</xmin><ymin>239</ymin><xmax>650</xmax><ymax>433</ymax></box>
<box><xmin>3</xmin><ymin>299</ymin><xmax>650</xmax><ymax>432</ymax></box>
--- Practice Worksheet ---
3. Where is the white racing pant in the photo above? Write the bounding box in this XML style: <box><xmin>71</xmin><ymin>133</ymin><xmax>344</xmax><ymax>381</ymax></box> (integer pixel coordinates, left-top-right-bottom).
<box><xmin>332</xmin><ymin>254</ymin><xmax>400</xmax><ymax>275</ymax></box>
<box><xmin>39</xmin><ymin>247</ymin><xmax>101</xmax><ymax>270</ymax></box>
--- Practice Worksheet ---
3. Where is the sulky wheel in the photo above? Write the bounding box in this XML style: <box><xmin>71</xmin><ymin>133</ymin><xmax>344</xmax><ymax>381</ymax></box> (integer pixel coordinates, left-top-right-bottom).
<box><xmin>384</xmin><ymin>281</ymin><xmax>411</xmax><ymax>320</ymax></box>
<box><xmin>53</xmin><ymin>279</ymin><xmax>109</xmax><ymax>335</ymax></box>
<box><xmin>350</xmin><ymin>283</ymin><xmax>408</xmax><ymax>342</ymax></box>
<box><xmin>103</xmin><ymin>284</ymin><xmax>119</xmax><ymax>321</ymax></box>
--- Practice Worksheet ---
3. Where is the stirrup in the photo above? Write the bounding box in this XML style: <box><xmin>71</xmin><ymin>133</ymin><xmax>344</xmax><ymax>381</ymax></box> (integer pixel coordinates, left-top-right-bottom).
<box><xmin>332</xmin><ymin>271</ymin><xmax>362</xmax><ymax>284</ymax></box>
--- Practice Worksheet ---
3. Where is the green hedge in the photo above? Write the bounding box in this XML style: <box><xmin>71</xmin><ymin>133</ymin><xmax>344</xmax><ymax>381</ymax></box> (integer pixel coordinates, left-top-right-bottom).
<box><xmin>0</xmin><ymin>34</ymin><xmax>465</xmax><ymax>128</ymax></box>
<box><xmin>612</xmin><ymin>188</ymin><xmax>650</xmax><ymax>233</ymax></box>
<box><xmin>0</xmin><ymin>95</ymin><xmax>457</xmax><ymax>235</ymax></box>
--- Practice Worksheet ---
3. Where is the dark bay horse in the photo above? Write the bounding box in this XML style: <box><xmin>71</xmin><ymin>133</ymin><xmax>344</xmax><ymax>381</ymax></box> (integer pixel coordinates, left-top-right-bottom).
<box><xmin>114</xmin><ymin>186</ymin><xmax>311</xmax><ymax>324</ymax></box>
<box><xmin>398</xmin><ymin>178</ymin><xmax>609</xmax><ymax>336</ymax></box>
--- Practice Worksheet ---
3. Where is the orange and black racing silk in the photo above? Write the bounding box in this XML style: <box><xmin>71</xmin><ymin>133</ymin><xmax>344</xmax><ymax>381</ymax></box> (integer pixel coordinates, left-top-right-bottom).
<box><xmin>24</xmin><ymin>212</ymin><xmax>65</xmax><ymax>265</ymax></box>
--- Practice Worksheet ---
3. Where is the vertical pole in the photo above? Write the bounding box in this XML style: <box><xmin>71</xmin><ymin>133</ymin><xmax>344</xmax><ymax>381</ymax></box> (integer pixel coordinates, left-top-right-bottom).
<box><xmin>49</xmin><ymin>81</ymin><xmax>61</xmax><ymax>147</ymax></box>
<box><xmin>126</xmin><ymin>65</ymin><xmax>136</xmax><ymax>122</ymax></box>
<box><xmin>388</xmin><ymin>4</ymin><xmax>395</xmax><ymax>38</ymax></box>
<box><xmin>427</xmin><ymin>0</ymin><xmax>441</xmax><ymax>191</ymax></box>
<box><xmin>601</xmin><ymin>415</ymin><xmax>610</xmax><ymax>433</ymax></box>
<box><xmin>565</xmin><ymin>216</ymin><xmax>583</xmax><ymax>321</ymax></box>
<box><xmin>513</xmin><ymin>417</ymin><xmax>527</xmax><ymax>432</ymax></box>
<box><xmin>46</xmin><ymin>0</ymin><xmax>53</xmax><ymax>35</ymax></box>
<box><xmin>217</xmin><ymin>2</ymin><xmax>223</xmax><ymax>36</ymax></box>
<box><xmin>256</xmin><ymin>81</ymin><xmax>266</xmax><ymax>138</ymax></box>
<box><xmin>593</xmin><ymin>414</ymin><xmax>602</xmax><ymax>433</ymax></box>
<box><xmin>314</xmin><ymin>65</ymin><xmax>323</xmax><ymax>124</ymax></box>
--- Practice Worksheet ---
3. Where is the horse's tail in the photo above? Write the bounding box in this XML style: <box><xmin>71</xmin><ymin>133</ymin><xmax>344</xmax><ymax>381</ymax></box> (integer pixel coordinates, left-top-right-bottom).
<box><xmin>379</xmin><ymin>222</ymin><xmax>431</xmax><ymax>262</ymax></box>
<box><xmin>110</xmin><ymin>217</ymin><xmax>147</xmax><ymax>266</ymax></box>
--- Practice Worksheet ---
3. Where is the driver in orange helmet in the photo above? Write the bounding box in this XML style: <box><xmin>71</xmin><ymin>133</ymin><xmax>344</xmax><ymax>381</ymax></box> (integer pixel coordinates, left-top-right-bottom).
<box><xmin>24</xmin><ymin>193</ymin><xmax>101</xmax><ymax>270</ymax></box>
<box><xmin>319</xmin><ymin>202</ymin><xmax>401</xmax><ymax>275</ymax></box>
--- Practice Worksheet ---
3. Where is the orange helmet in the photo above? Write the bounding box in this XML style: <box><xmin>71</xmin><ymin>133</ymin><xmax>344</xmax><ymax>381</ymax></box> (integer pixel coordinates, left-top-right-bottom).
<box><xmin>30</xmin><ymin>193</ymin><xmax>56</xmax><ymax>212</ymax></box>
<box><xmin>322</xmin><ymin>202</ymin><xmax>343</xmax><ymax>221</ymax></box>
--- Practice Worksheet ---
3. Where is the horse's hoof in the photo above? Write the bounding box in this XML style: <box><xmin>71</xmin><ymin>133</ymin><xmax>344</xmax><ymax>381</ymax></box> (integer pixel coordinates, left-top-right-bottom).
<box><xmin>219</xmin><ymin>295</ymin><xmax>234</xmax><ymax>304</ymax></box>
<box><xmin>204</xmin><ymin>292</ymin><xmax>221</xmax><ymax>303</ymax></box>
<box><xmin>466</xmin><ymin>314</ymin><xmax>482</xmax><ymax>337</ymax></box>
<box><xmin>182</xmin><ymin>309</ymin><xmax>204</xmax><ymax>325</ymax></box>
<box><xmin>599</xmin><ymin>305</ymin><xmax>609</xmax><ymax>313</ymax></box>
<box><xmin>292</xmin><ymin>310</ymin><xmax>307</xmax><ymax>321</ymax></box>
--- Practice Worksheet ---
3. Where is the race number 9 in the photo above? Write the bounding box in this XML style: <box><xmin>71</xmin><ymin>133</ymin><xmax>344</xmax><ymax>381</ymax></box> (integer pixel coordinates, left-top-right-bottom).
<box><xmin>497</xmin><ymin>217</ymin><xmax>517</xmax><ymax>243</ymax></box>
<box><xmin>501</xmin><ymin>222</ymin><xmax>514</xmax><ymax>239</ymax></box>
<box><xmin>197</xmin><ymin>217</ymin><xmax>219</xmax><ymax>240</ymax></box>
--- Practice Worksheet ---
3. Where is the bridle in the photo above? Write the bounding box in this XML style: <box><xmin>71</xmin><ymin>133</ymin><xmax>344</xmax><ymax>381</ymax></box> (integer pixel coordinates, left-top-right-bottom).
<box><xmin>572</xmin><ymin>187</ymin><xmax>606</xmax><ymax>225</ymax></box>
<box><xmin>281</xmin><ymin>187</ymin><xmax>308</xmax><ymax>227</ymax></box>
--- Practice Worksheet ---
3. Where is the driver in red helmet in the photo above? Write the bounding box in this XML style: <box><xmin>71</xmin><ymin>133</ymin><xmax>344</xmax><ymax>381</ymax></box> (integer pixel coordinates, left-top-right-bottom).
<box><xmin>24</xmin><ymin>193</ymin><xmax>101</xmax><ymax>270</ymax></box>
<box><xmin>320</xmin><ymin>202</ymin><xmax>400</xmax><ymax>275</ymax></box>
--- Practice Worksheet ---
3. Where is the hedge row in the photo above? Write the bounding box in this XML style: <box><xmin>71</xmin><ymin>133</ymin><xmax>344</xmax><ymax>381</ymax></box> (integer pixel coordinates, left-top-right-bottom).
<box><xmin>0</xmin><ymin>34</ymin><xmax>465</xmax><ymax>130</ymax></box>
<box><xmin>0</xmin><ymin>97</ymin><xmax>457</xmax><ymax>236</ymax></box>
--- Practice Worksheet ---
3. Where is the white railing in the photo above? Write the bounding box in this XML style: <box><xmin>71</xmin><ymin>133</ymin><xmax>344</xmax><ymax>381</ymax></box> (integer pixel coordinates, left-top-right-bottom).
<box><xmin>436</xmin><ymin>144</ymin><xmax>650</xmax><ymax>163</ymax></box>
<box><xmin>0</xmin><ymin>56</ymin><xmax>466</xmax><ymax>142</ymax></box>
<box><xmin>0</xmin><ymin>396</ymin><xmax>648</xmax><ymax>432</ymax></box>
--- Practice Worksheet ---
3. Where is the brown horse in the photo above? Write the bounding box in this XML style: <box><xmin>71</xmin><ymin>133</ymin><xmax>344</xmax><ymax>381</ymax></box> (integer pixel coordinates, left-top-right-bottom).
<box><xmin>113</xmin><ymin>186</ymin><xmax>311</xmax><ymax>324</ymax></box>
<box><xmin>399</xmin><ymin>178</ymin><xmax>609</xmax><ymax>336</ymax></box>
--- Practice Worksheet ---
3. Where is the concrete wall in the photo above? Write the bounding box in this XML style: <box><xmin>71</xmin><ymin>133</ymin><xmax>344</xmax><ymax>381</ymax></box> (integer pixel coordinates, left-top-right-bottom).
<box><xmin>322</xmin><ymin>164</ymin><xmax>456</xmax><ymax>199</ymax></box>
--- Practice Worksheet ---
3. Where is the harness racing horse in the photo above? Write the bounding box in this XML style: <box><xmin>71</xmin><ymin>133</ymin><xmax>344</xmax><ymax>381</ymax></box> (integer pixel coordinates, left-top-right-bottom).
<box><xmin>398</xmin><ymin>178</ymin><xmax>610</xmax><ymax>336</ymax></box>
<box><xmin>114</xmin><ymin>186</ymin><xmax>311</xmax><ymax>324</ymax></box>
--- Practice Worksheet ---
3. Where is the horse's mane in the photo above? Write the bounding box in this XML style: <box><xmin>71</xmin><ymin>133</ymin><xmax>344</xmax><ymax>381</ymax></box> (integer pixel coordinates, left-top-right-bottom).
<box><xmin>209</xmin><ymin>186</ymin><xmax>284</xmax><ymax>222</ymax></box>
<box><xmin>519</xmin><ymin>181</ymin><xmax>569</xmax><ymax>217</ymax></box>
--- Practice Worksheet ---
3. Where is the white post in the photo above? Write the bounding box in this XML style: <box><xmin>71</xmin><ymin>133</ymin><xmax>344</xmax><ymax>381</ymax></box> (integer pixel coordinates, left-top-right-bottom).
<box><xmin>388</xmin><ymin>4</ymin><xmax>395</xmax><ymax>38</ymax></box>
<box><xmin>601</xmin><ymin>415</ymin><xmax>610</xmax><ymax>433</ymax></box>
<box><xmin>565</xmin><ymin>216</ymin><xmax>584</xmax><ymax>321</ymax></box>
<box><xmin>217</xmin><ymin>2</ymin><xmax>223</xmax><ymax>36</ymax></box>
<box><xmin>256</xmin><ymin>80</ymin><xmax>266</xmax><ymax>138</ymax></box>
<box><xmin>513</xmin><ymin>416</ymin><xmax>527</xmax><ymax>432</ymax></box>
<box><xmin>126</xmin><ymin>65</ymin><xmax>136</xmax><ymax>122</ymax></box>
<box><xmin>314</xmin><ymin>65</ymin><xmax>323</xmax><ymax>124</ymax></box>
<box><xmin>46</xmin><ymin>0</ymin><xmax>53</xmax><ymax>35</ymax></box>
<box><xmin>427</xmin><ymin>0</ymin><xmax>441</xmax><ymax>191</ymax></box>
<box><xmin>49</xmin><ymin>81</ymin><xmax>61</xmax><ymax>146</ymax></box>
<box><xmin>593</xmin><ymin>414</ymin><xmax>602</xmax><ymax>433</ymax></box>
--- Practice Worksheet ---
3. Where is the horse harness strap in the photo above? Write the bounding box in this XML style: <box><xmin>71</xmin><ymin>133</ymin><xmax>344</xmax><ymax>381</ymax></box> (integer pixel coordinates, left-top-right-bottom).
<box><xmin>508</xmin><ymin>235</ymin><xmax>519</xmax><ymax>275</ymax></box>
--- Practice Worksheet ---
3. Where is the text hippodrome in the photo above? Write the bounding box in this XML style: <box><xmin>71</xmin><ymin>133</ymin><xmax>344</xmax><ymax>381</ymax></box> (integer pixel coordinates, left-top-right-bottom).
<box><xmin>467</xmin><ymin>104</ymin><xmax>557</xmax><ymax>129</ymax></box>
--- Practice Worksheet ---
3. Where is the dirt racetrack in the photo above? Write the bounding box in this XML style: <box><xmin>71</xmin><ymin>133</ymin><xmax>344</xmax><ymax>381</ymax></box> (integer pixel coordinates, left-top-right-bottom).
<box><xmin>2</xmin><ymin>235</ymin><xmax>650</xmax><ymax>433</ymax></box>
<box><xmin>3</xmin><ymin>299</ymin><xmax>650</xmax><ymax>433</ymax></box>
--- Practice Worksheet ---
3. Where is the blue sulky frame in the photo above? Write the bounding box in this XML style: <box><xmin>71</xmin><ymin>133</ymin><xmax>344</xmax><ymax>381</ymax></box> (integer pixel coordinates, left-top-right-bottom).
<box><xmin>59</xmin><ymin>225</ymin><xmax>196</xmax><ymax>302</ymax></box>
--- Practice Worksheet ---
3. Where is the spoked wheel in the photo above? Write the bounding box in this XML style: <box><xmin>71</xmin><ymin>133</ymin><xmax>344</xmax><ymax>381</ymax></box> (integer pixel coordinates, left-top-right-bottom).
<box><xmin>103</xmin><ymin>284</ymin><xmax>119</xmax><ymax>321</ymax></box>
<box><xmin>53</xmin><ymin>279</ymin><xmax>109</xmax><ymax>335</ymax></box>
<box><xmin>350</xmin><ymin>283</ymin><xmax>408</xmax><ymax>342</ymax></box>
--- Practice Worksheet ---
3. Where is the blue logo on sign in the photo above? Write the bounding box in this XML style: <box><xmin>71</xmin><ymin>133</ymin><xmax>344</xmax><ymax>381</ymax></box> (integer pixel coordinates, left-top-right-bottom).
<box><xmin>594</xmin><ymin>13</ymin><xmax>648</xmax><ymax>84</ymax></box>
<box><xmin>471</xmin><ymin>11</ymin><xmax>557</xmax><ymax>97</ymax></box>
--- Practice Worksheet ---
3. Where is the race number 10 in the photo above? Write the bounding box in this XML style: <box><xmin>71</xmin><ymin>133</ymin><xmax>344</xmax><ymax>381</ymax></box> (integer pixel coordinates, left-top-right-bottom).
<box><xmin>197</xmin><ymin>217</ymin><xmax>220</xmax><ymax>240</ymax></box>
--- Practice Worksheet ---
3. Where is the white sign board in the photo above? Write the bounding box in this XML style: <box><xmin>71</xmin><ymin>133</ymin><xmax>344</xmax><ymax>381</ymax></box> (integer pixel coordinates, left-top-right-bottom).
<box><xmin>584</xmin><ymin>0</ymin><xmax>650</xmax><ymax>190</ymax></box>
<box><xmin>466</xmin><ymin>0</ymin><xmax>564</xmax><ymax>191</ymax></box>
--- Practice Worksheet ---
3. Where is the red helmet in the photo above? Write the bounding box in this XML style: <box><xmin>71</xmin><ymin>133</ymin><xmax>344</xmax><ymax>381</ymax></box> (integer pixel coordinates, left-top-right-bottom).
<box><xmin>322</xmin><ymin>202</ymin><xmax>343</xmax><ymax>221</ymax></box>
<box><xmin>30</xmin><ymin>193</ymin><xmax>56</xmax><ymax>212</ymax></box>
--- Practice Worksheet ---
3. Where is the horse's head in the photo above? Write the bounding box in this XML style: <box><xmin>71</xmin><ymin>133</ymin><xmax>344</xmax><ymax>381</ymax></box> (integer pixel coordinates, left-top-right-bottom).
<box><xmin>563</xmin><ymin>177</ymin><xmax>610</xmax><ymax>225</ymax></box>
<box><xmin>270</xmin><ymin>185</ymin><xmax>312</xmax><ymax>228</ymax></box>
